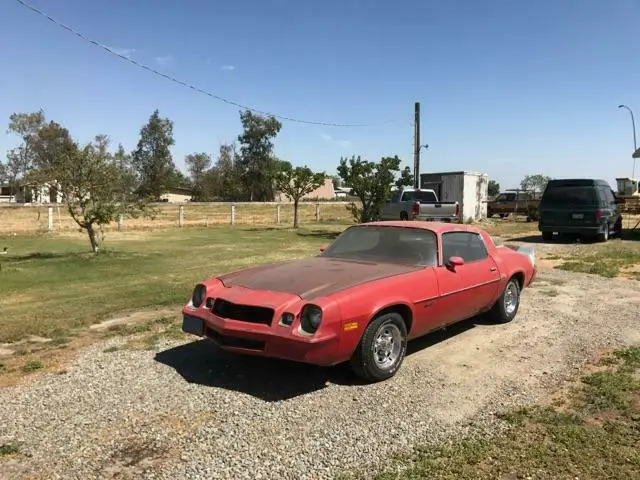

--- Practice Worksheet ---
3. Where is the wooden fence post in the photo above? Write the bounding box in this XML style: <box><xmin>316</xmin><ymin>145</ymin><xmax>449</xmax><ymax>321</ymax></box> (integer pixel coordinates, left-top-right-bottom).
<box><xmin>47</xmin><ymin>206</ymin><xmax>53</xmax><ymax>232</ymax></box>
<box><xmin>276</xmin><ymin>204</ymin><xmax>281</xmax><ymax>224</ymax></box>
<box><xmin>315</xmin><ymin>203</ymin><xmax>320</xmax><ymax>222</ymax></box>
<box><xmin>231</xmin><ymin>203</ymin><xmax>236</xmax><ymax>225</ymax></box>
<box><xmin>179</xmin><ymin>205</ymin><xmax>184</xmax><ymax>227</ymax></box>
<box><xmin>118</xmin><ymin>214</ymin><xmax>124</xmax><ymax>231</ymax></box>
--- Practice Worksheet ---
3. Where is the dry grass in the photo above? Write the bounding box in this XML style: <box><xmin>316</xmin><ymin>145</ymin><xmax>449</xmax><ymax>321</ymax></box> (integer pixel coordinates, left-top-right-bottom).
<box><xmin>0</xmin><ymin>202</ymin><xmax>355</xmax><ymax>234</ymax></box>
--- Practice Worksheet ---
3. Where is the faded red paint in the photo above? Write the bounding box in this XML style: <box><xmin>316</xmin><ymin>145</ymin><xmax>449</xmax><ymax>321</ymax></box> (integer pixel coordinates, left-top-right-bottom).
<box><xmin>182</xmin><ymin>221</ymin><xmax>536</xmax><ymax>367</ymax></box>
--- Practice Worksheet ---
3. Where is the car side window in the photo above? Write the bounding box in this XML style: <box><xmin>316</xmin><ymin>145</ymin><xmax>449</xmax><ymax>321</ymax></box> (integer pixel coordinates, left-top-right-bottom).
<box><xmin>441</xmin><ymin>232</ymin><xmax>488</xmax><ymax>264</ymax></box>
<box><xmin>604</xmin><ymin>188</ymin><xmax>616</xmax><ymax>207</ymax></box>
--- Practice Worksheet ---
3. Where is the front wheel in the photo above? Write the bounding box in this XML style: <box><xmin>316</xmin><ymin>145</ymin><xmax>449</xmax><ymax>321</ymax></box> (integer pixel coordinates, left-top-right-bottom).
<box><xmin>350</xmin><ymin>313</ymin><xmax>408</xmax><ymax>382</ymax></box>
<box><xmin>400</xmin><ymin>211</ymin><xmax>409</xmax><ymax>221</ymax></box>
<box><xmin>488</xmin><ymin>277</ymin><xmax>521</xmax><ymax>324</ymax></box>
<box><xmin>542</xmin><ymin>231</ymin><xmax>553</xmax><ymax>242</ymax></box>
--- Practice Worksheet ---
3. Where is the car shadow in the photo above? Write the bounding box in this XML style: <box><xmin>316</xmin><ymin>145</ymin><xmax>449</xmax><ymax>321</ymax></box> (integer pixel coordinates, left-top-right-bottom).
<box><xmin>154</xmin><ymin>314</ymin><xmax>491</xmax><ymax>401</ymax></box>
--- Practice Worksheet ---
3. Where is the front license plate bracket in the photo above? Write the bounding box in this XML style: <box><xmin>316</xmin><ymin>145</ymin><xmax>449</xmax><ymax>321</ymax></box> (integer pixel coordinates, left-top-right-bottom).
<box><xmin>182</xmin><ymin>315</ymin><xmax>204</xmax><ymax>336</ymax></box>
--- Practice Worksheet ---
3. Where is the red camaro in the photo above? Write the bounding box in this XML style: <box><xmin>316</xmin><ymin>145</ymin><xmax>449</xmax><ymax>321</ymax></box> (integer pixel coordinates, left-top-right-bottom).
<box><xmin>182</xmin><ymin>221</ymin><xmax>537</xmax><ymax>382</ymax></box>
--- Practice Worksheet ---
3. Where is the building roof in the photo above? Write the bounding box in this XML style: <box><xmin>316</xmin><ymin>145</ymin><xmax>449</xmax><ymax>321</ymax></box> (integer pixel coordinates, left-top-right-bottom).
<box><xmin>420</xmin><ymin>171</ymin><xmax>488</xmax><ymax>177</ymax></box>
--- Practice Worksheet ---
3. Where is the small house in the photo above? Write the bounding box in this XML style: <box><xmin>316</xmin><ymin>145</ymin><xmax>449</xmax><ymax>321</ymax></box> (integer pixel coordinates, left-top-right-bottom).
<box><xmin>420</xmin><ymin>171</ymin><xmax>489</xmax><ymax>222</ymax></box>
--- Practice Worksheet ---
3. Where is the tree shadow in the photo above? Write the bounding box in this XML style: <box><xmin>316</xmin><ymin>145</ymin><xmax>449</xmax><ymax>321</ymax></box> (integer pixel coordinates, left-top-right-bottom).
<box><xmin>2</xmin><ymin>251</ymin><xmax>78</xmax><ymax>261</ymax></box>
<box><xmin>296</xmin><ymin>229</ymin><xmax>341</xmax><ymax>240</ymax></box>
<box><xmin>504</xmin><ymin>234</ymin><xmax>588</xmax><ymax>244</ymax></box>
<box><xmin>154</xmin><ymin>314</ymin><xmax>491</xmax><ymax>401</ymax></box>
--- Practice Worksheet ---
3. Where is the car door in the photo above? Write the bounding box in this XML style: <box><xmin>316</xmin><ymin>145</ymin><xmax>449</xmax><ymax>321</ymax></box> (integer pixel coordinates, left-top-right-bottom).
<box><xmin>434</xmin><ymin>232</ymin><xmax>501</xmax><ymax>325</ymax></box>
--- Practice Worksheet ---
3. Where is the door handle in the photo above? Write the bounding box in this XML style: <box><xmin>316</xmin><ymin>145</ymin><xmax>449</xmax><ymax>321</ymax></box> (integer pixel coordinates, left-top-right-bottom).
<box><xmin>490</xmin><ymin>267</ymin><xmax>497</xmax><ymax>272</ymax></box>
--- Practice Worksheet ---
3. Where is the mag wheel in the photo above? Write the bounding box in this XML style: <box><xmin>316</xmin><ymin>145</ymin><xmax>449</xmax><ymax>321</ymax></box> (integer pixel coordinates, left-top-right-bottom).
<box><xmin>489</xmin><ymin>277</ymin><xmax>521</xmax><ymax>324</ymax></box>
<box><xmin>350</xmin><ymin>313</ymin><xmax>408</xmax><ymax>382</ymax></box>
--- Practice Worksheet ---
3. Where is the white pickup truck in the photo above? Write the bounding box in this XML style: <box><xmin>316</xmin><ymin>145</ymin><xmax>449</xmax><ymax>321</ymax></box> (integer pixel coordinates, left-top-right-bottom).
<box><xmin>380</xmin><ymin>187</ymin><xmax>460</xmax><ymax>222</ymax></box>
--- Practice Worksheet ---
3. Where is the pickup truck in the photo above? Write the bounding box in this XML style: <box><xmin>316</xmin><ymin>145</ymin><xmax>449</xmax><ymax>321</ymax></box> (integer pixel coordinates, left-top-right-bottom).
<box><xmin>380</xmin><ymin>187</ymin><xmax>460</xmax><ymax>222</ymax></box>
<box><xmin>487</xmin><ymin>192</ymin><xmax>539</xmax><ymax>222</ymax></box>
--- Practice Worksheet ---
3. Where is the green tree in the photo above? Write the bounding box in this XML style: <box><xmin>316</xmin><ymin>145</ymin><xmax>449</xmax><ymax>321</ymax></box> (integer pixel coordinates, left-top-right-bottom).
<box><xmin>185</xmin><ymin>152</ymin><xmax>212</xmax><ymax>200</ymax></box>
<box><xmin>520</xmin><ymin>174</ymin><xmax>551</xmax><ymax>193</ymax></box>
<box><xmin>236</xmin><ymin>110</ymin><xmax>282</xmax><ymax>201</ymax></box>
<box><xmin>395</xmin><ymin>166</ymin><xmax>414</xmax><ymax>188</ymax></box>
<box><xmin>488</xmin><ymin>179</ymin><xmax>500</xmax><ymax>197</ymax></box>
<box><xmin>31</xmin><ymin>122</ymin><xmax>147</xmax><ymax>253</ymax></box>
<box><xmin>4</xmin><ymin>110</ymin><xmax>46</xmax><ymax>198</ymax></box>
<box><xmin>337</xmin><ymin>155</ymin><xmax>402</xmax><ymax>223</ymax></box>
<box><xmin>212</xmin><ymin>142</ymin><xmax>244</xmax><ymax>201</ymax></box>
<box><xmin>275</xmin><ymin>164</ymin><xmax>326</xmax><ymax>228</ymax></box>
<box><xmin>132</xmin><ymin>109</ymin><xmax>176</xmax><ymax>200</ymax></box>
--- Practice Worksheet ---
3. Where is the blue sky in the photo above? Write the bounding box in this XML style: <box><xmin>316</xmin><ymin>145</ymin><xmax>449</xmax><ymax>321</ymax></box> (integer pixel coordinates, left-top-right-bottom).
<box><xmin>1</xmin><ymin>0</ymin><xmax>639</xmax><ymax>189</ymax></box>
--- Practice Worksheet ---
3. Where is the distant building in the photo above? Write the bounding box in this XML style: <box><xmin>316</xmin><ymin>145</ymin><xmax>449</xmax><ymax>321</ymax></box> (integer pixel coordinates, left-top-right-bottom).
<box><xmin>419</xmin><ymin>171</ymin><xmax>489</xmax><ymax>222</ymax></box>
<box><xmin>275</xmin><ymin>177</ymin><xmax>336</xmax><ymax>202</ymax></box>
<box><xmin>159</xmin><ymin>187</ymin><xmax>193</xmax><ymax>203</ymax></box>
<box><xmin>0</xmin><ymin>182</ymin><xmax>62</xmax><ymax>204</ymax></box>
<box><xmin>334</xmin><ymin>187</ymin><xmax>352</xmax><ymax>198</ymax></box>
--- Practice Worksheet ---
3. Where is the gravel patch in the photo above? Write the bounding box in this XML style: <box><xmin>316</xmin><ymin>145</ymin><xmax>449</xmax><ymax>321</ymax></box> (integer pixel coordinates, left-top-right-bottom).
<box><xmin>1</xmin><ymin>269</ymin><xmax>639</xmax><ymax>480</ymax></box>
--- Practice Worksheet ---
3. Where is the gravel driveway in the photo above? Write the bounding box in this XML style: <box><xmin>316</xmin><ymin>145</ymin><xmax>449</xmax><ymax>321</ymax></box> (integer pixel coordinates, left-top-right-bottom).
<box><xmin>1</xmin><ymin>268</ymin><xmax>640</xmax><ymax>480</ymax></box>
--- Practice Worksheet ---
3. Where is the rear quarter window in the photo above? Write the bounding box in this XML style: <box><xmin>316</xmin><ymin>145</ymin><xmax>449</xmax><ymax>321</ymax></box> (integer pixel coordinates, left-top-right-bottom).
<box><xmin>542</xmin><ymin>186</ymin><xmax>596</xmax><ymax>206</ymax></box>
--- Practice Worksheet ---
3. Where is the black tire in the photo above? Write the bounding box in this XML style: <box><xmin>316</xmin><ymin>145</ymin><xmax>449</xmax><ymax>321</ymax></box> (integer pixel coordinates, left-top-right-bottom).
<box><xmin>400</xmin><ymin>211</ymin><xmax>409</xmax><ymax>221</ymax></box>
<box><xmin>350</xmin><ymin>312</ymin><xmax>408</xmax><ymax>382</ymax></box>
<box><xmin>542</xmin><ymin>231</ymin><xmax>553</xmax><ymax>242</ymax></box>
<box><xmin>488</xmin><ymin>277</ymin><xmax>521</xmax><ymax>324</ymax></box>
<box><xmin>613</xmin><ymin>217</ymin><xmax>623</xmax><ymax>238</ymax></box>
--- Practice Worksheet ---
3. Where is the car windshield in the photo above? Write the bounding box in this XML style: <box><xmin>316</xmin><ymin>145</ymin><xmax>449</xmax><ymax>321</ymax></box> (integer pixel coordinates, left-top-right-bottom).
<box><xmin>541</xmin><ymin>186</ymin><xmax>595</xmax><ymax>206</ymax></box>
<box><xmin>321</xmin><ymin>226</ymin><xmax>438</xmax><ymax>266</ymax></box>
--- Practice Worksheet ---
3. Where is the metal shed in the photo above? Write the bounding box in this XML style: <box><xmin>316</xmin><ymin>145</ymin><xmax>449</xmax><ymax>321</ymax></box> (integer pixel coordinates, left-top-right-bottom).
<box><xmin>419</xmin><ymin>171</ymin><xmax>489</xmax><ymax>222</ymax></box>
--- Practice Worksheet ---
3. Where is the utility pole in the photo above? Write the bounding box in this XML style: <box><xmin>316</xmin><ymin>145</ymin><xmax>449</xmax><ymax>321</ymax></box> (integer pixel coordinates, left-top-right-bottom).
<box><xmin>618</xmin><ymin>104</ymin><xmax>637</xmax><ymax>179</ymax></box>
<box><xmin>413</xmin><ymin>102</ymin><xmax>420</xmax><ymax>189</ymax></box>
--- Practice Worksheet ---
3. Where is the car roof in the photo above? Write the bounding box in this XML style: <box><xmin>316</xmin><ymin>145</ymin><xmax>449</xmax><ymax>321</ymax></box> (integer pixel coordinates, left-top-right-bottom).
<box><xmin>356</xmin><ymin>221</ymin><xmax>482</xmax><ymax>235</ymax></box>
<box><xmin>546</xmin><ymin>178</ymin><xmax>609</xmax><ymax>187</ymax></box>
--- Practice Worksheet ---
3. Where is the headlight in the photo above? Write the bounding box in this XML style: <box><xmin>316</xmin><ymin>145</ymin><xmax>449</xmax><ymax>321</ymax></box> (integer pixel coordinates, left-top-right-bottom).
<box><xmin>300</xmin><ymin>304</ymin><xmax>323</xmax><ymax>334</ymax></box>
<box><xmin>191</xmin><ymin>283</ymin><xmax>207</xmax><ymax>308</ymax></box>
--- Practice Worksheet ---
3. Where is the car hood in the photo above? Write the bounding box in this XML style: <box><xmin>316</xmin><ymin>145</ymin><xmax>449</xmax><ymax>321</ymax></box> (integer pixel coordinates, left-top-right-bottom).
<box><xmin>218</xmin><ymin>256</ymin><xmax>421</xmax><ymax>300</ymax></box>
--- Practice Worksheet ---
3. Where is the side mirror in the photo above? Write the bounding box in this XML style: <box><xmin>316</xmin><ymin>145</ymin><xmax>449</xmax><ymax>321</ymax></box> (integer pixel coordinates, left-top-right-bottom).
<box><xmin>447</xmin><ymin>256</ymin><xmax>464</xmax><ymax>268</ymax></box>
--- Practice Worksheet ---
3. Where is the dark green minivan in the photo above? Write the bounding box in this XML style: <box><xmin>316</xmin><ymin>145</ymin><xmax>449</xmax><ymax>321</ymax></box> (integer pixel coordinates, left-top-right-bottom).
<box><xmin>538</xmin><ymin>179</ymin><xmax>623</xmax><ymax>242</ymax></box>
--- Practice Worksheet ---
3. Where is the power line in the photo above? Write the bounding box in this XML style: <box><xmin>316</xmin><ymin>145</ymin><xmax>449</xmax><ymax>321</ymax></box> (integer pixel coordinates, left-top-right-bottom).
<box><xmin>13</xmin><ymin>0</ymin><xmax>397</xmax><ymax>128</ymax></box>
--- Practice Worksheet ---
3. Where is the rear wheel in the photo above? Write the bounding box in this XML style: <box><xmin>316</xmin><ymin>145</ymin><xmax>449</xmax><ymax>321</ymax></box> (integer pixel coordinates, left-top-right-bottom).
<box><xmin>488</xmin><ymin>277</ymin><xmax>521</xmax><ymax>324</ymax></box>
<box><xmin>350</xmin><ymin>313</ymin><xmax>408</xmax><ymax>382</ymax></box>
<box><xmin>400</xmin><ymin>211</ymin><xmax>409</xmax><ymax>221</ymax></box>
<box><xmin>598</xmin><ymin>222</ymin><xmax>609</xmax><ymax>242</ymax></box>
<box><xmin>613</xmin><ymin>217</ymin><xmax>623</xmax><ymax>238</ymax></box>
<box><xmin>542</xmin><ymin>231</ymin><xmax>553</xmax><ymax>242</ymax></box>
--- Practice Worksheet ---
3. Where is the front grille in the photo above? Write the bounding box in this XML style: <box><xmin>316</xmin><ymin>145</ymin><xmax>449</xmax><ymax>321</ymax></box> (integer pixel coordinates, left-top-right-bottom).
<box><xmin>211</xmin><ymin>298</ymin><xmax>274</xmax><ymax>326</ymax></box>
<box><xmin>206</xmin><ymin>328</ymin><xmax>265</xmax><ymax>350</ymax></box>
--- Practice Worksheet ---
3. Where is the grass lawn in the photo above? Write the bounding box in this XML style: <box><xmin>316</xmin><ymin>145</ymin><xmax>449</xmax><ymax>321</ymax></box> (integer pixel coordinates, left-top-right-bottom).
<box><xmin>0</xmin><ymin>225</ymin><xmax>345</xmax><ymax>343</ymax></box>
<box><xmin>346</xmin><ymin>346</ymin><xmax>640</xmax><ymax>480</ymax></box>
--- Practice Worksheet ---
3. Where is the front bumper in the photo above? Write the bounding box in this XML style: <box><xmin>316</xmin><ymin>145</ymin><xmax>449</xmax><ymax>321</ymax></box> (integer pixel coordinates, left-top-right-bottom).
<box><xmin>182</xmin><ymin>312</ymin><xmax>341</xmax><ymax>367</ymax></box>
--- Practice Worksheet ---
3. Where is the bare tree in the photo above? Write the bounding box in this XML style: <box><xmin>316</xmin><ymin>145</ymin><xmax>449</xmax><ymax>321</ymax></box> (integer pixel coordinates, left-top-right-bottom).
<box><xmin>275</xmin><ymin>164</ymin><xmax>325</xmax><ymax>228</ymax></box>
